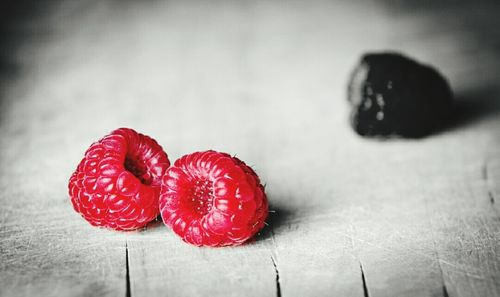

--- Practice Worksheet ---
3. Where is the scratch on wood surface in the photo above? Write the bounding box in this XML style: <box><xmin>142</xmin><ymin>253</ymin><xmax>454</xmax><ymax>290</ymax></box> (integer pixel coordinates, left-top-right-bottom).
<box><xmin>125</xmin><ymin>241</ymin><xmax>131</xmax><ymax>297</ymax></box>
<box><xmin>359</xmin><ymin>262</ymin><xmax>370</xmax><ymax>297</ymax></box>
<box><xmin>340</xmin><ymin>230</ymin><xmax>488</xmax><ymax>280</ymax></box>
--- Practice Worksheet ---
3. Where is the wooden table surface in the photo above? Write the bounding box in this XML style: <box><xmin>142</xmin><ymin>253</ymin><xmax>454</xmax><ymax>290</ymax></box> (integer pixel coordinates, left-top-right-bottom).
<box><xmin>1</xmin><ymin>1</ymin><xmax>500</xmax><ymax>296</ymax></box>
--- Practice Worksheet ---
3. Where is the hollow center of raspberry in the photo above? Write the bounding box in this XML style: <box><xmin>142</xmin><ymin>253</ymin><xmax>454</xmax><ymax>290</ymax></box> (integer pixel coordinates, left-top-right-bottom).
<box><xmin>188</xmin><ymin>179</ymin><xmax>214</xmax><ymax>216</ymax></box>
<box><xmin>124</xmin><ymin>155</ymin><xmax>151</xmax><ymax>185</ymax></box>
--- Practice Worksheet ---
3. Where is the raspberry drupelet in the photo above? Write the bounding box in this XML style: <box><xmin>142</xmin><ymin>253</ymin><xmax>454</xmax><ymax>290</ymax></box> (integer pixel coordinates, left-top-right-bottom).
<box><xmin>68</xmin><ymin>128</ymin><xmax>170</xmax><ymax>230</ymax></box>
<box><xmin>159</xmin><ymin>150</ymin><xmax>268</xmax><ymax>246</ymax></box>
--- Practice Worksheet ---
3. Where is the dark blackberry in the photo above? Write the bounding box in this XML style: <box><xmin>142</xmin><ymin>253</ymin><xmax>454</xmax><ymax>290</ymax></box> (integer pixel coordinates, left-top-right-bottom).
<box><xmin>348</xmin><ymin>52</ymin><xmax>453</xmax><ymax>138</ymax></box>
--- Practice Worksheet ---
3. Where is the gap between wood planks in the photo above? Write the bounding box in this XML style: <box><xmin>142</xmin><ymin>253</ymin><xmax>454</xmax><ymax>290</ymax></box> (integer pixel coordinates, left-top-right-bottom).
<box><xmin>119</xmin><ymin>184</ymin><xmax>499</xmax><ymax>297</ymax></box>
<box><xmin>270</xmin><ymin>229</ymin><xmax>282</xmax><ymax>297</ymax></box>
<box><xmin>483</xmin><ymin>160</ymin><xmax>496</xmax><ymax>205</ymax></box>
<box><xmin>435</xmin><ymin>251</ymin><xmax>450</xmax><ymax>297</ymax></box>
<box><xmin>271</xmin><ymin>255</ymin><xmax>282</xmax><ymax>297</ymax></box>
<box><xmin>269</xmin><ymin>225</ymin><xmax>374</xmax><ymax>297</ymax></box>
<box><xmin>125</xmin><ymin>240</ymin><xmax>131</xmax><ymax>297</ymax></box>
<box><xmin>119</xmin><ymin>225</ymin><xmax>378</xmax><ymax>297</ymax></box>
<box><xmin>359</xmin><ymin>262</ymin><xmax>370</xmax><ymax>297</ymax></box>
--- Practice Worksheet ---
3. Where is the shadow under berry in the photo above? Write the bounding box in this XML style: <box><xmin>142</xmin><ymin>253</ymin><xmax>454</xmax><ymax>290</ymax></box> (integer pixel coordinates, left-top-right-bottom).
<box><xmin>253</xmin><ymin>203</ymin><xmax>294</xmax><ymax>243</ymax></box>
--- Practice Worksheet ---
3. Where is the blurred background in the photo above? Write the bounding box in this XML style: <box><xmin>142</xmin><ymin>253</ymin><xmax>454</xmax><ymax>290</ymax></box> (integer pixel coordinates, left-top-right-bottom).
<box><xmin>1</xmin><ymin>0</ymin><xmax>499</xmax><ymax>171</ymax></box>
<box><xmin>1</xmin><ymin>0</ymin><xmax>500</xmax><ymax>211</ymax></box>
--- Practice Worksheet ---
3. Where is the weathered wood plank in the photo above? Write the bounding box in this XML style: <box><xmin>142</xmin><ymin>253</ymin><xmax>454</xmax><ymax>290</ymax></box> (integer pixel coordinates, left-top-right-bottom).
<box><xmin>422</xmin><ymin>148</ymin><xmax>500</xmax><ymax>297</ymax></box>
<box><xmin>0</xmin><ymin>2</ymin><xmax>129</xmax><ymax>297</ymax></box>
<box><xmin>0</xmin><ymin>212</ymin><xmax>126</xmax><ymax>297</ymax></box>
<box><xmin>116</xmin><ymin>1</ymin><xmax>391</xmax><ymax>295</ymax></box>
<box><xmin>1</xmin><ymin>0</ymin><xmax>500</xmax><ymax>297</ymax></box>
<box><xmin>126</xmin><ymin>224</ymin><xmax>277</xmax><ymax>297</ymax></box>
<box><xmin>380</xmin><ymin>3</ymin><xmax>500</xmax><ymax>296</ymax></box>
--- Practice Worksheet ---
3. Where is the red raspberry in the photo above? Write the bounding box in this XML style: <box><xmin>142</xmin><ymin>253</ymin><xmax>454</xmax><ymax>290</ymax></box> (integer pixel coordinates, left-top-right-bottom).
<box><xmin>68</xmin><ymin>128</ymin><xmax>170</xmax><ymax>231</ymax></box>
<box><xmin>159</xmin><ymin>151</ymin><xmax>268</xmax><ymax>246</ymax></box>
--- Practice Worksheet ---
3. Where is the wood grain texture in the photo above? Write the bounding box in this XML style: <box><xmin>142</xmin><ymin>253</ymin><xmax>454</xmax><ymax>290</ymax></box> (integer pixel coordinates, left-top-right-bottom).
<box><xmin>1</xmin><ymin>0</ymin><xmax>499</xmax><ymax>296</ymax></box>
<box><xmin>126</xmin><ymin>224</ymin><xmax>277</xmax><ymax>297</ymax></box>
